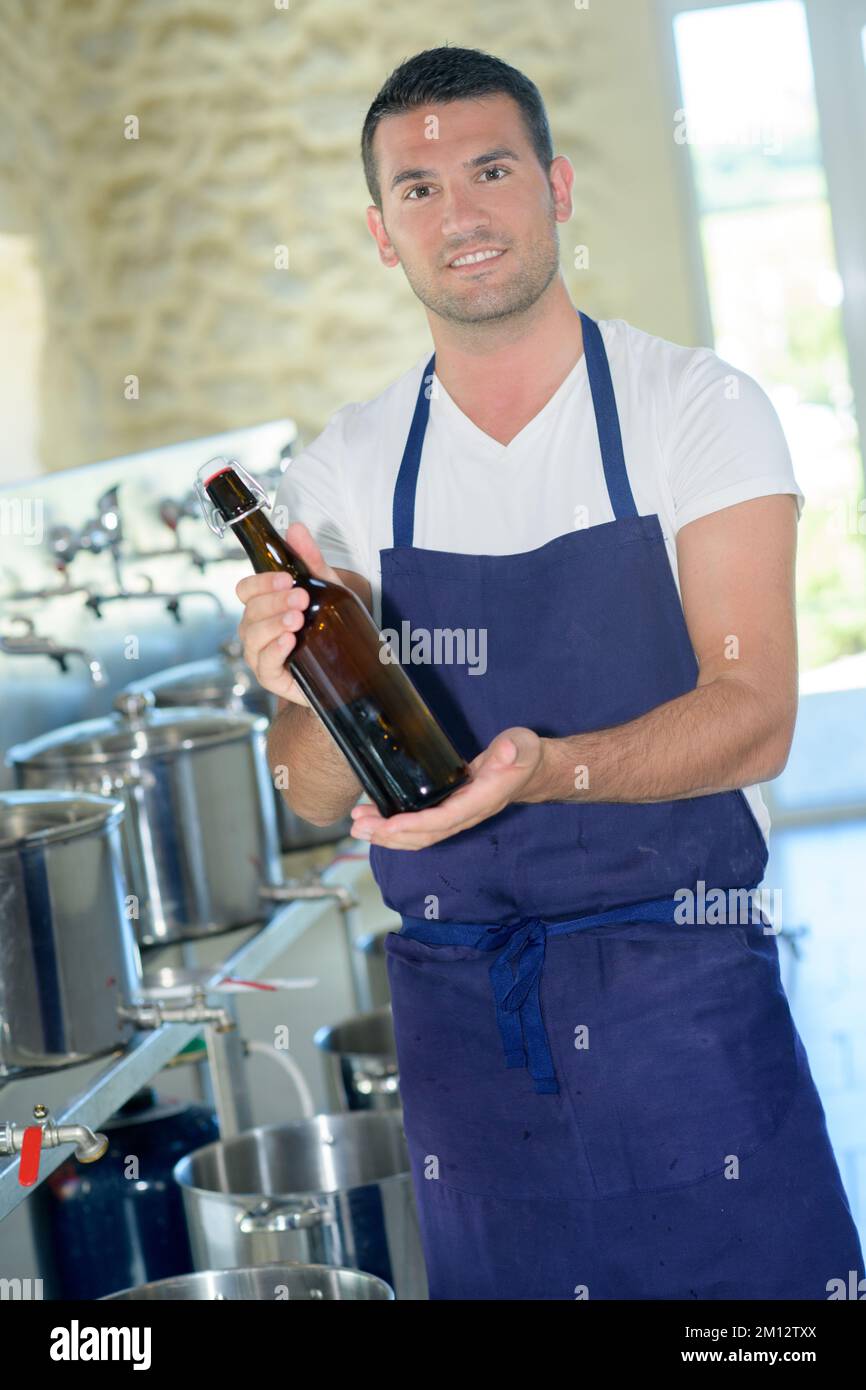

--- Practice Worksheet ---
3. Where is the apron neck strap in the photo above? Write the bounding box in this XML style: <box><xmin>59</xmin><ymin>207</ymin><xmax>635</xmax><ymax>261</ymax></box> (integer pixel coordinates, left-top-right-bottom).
<box><xmin>578</xmin><ymin>310</ymin><xmax>638</xmax><ymax>520</ymax></box>
<box><xmin>392</xmin><ymin>357</ymin><xmax>435</xmax><ymax>551</ymax></box>
<box><xmin>392</xmin><ymin>310</ymin><xmax>636</xmax><ymax>549</ymax></box>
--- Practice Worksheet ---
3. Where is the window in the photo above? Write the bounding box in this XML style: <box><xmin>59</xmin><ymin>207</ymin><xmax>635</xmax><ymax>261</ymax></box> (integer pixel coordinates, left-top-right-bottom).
<box><xmin>659</xmin><ymin>0</ymin><xmax>866</xmax><ymax>672</ymax></box>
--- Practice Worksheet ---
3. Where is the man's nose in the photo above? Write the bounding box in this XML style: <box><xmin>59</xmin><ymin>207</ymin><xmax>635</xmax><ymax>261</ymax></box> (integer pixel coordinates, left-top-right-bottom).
<box><xmin>439</xmin><ymin>184</ymin><xmax>493</xmax><ymax>240</ymax></box>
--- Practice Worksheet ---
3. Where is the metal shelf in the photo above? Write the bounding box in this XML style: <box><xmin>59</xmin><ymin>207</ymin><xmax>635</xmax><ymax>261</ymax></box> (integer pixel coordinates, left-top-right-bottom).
<box><xmin>0</xmin><ymin>843</ymin><xmax>371</xmax><ymax>1224</ymax></box>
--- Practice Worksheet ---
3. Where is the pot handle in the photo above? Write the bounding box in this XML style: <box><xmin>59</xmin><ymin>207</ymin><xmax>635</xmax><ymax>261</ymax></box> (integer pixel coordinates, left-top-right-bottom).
<box><xmin>238</xmin><ymin>1198</ymin><xmax>332</xmax><ymax>1234</ymax></box>
<box><xmin>353</xmin><ymin>1071</ymin><xmax>400</xmax><ymax>1096</ymax></box>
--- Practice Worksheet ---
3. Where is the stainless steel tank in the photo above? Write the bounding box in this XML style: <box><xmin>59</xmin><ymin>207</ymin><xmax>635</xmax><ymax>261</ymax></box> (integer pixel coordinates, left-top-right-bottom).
<box><xmin>122</xmin><ymin>640</ymin><xmax>353</xmax><ymax>851</ymax></box>
<box><xmin>8</xmin><ymin>692</ymin><xmax>282</xmax><ymax>947</ymax></box>
<box><xmin>0</xmin><ymin>789</ymin><xmax>142</xmax><ymax>1075</ymax></box>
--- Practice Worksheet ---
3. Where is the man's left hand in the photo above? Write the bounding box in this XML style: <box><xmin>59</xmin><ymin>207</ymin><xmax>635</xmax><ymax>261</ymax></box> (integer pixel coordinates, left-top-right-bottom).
<box><xmin>349</xmin><ymin>726</ymin><xmax>547</xmax><ymax>850</ymax></box>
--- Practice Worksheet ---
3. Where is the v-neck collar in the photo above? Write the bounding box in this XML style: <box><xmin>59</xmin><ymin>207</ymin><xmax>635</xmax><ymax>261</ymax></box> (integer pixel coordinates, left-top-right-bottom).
<box><xmin>430</xmin><ymin>347</ymin><xmax>589</xmax><ymax>458</ymax></box>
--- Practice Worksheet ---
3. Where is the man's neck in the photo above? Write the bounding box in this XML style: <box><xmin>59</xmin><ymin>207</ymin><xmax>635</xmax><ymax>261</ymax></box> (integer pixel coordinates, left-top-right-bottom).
<box><xmin>428</xmin><ymin>280</ymin><xmax>585</xmax><ymax>446</ymax></box>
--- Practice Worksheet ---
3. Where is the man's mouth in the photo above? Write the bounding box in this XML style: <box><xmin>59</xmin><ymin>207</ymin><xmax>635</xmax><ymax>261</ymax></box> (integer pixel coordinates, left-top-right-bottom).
<box><xmin>447</xmin><ymin>248</ymin><xmax>507</xmax><ymax>271</ymax></box>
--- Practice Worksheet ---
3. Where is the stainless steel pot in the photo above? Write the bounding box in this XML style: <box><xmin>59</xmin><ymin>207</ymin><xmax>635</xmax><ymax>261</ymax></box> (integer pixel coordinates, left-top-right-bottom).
<box><xmin>102</xmin><ymin>1262</ymin><xmax>394</xmax><ymax>1300</ymax></box>
<box><xmin>354</xmin><ymin>928</ymin><xmax>393</xmax><ymax>1010</ymax></box>
<box><xmin>173</xmin><ymin>1112</ymin><xmax>427</xmax><ymax>1300</ymax></box>
<box><xmin>314</xmin><ymin>1006</ymin><xmax>399</xmax><ymax>1112</ymax></box>
<box><xmin>122</xmin><ymin>639</ymin><xmax>353</xmax><ymax>851</ymax></box>
<box><xmin>0</xmin><ymin>790</ymin><xmax>142</xmax><ymax>1077</ymax></box>
<box><xmin>7</xmin><ymin>692</ymin><xmax>282</xmax><ymax>948</ymax></box>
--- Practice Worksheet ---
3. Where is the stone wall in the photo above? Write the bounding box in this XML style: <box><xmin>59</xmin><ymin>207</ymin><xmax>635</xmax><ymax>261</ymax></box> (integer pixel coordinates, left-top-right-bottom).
<box><xmin>0</xmin><ymin>0</ymin><xmax>698</xmax><ymax>477</ymax></box>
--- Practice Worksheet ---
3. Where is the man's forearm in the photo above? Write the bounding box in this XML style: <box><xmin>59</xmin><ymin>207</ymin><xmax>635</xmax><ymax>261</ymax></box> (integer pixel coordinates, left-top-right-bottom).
<box><xmin>521</xmin><ymin>675</ymin><xmax>795</xmax><ymax>807</ymax></box>
<box><xmin>267</xmin><ymin>701</ymin><xmax>362</xmax><ymax>826</ymax></box>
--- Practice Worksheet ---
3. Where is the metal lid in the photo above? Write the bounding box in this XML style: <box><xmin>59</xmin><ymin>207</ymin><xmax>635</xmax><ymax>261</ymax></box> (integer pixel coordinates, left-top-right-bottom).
<box><xmin>6</xmin><ymin>705</ymin><xmax>267</xmax><ymax>768</ymax></box>
<box><xmin>0</xmin><ymin>789</ymin><xmax>125</xmax><ymax>850</ymax></box>
<box><xmin>120</xmin><ymin>640</ymin><xmax>267</xmax><ymax>713</ymax></box>
<box><xmin>124</xmin><ymin>659</ymin><xmax>258</xmax><ymax>709</ymax></box>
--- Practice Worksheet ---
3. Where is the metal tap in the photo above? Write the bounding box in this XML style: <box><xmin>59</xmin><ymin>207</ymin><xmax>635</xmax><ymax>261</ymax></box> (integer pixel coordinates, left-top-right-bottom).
<box><xmin>117</xmin><ymin>995</ymin><xmax>236</xmax><ymax>1032</ymax></box>
<box><xmin>1</xmin><ymin>565</ymin><xmax>93</xmax><ymax>603</ymax></box>
<box><xmin>0</xmin><ymin>1104</ymin><xmax>109</xmax><ymax>1186</ymax></box>
<box><xmin>259</xmin><ymin>876</ymin><xmax>359</xmax><ymax>913</ymax></box>
<box><xmin>158</xmin><ymin>492</ymin><xmax>202</xmax><ymax>533</ymax></box>
<box><xmin>128</xmin><ymin>542</ymin><xmax>209</xmax><ymax>573</ymax></box>
<box><xmin>84</xmin><ymin>573</ymin><xmax>226</xmax><ymax>623</ymax></box>
<box><xmin>47</xmin><ymin>523</ymin><xmax>82</xmax><ymax>573</ymax></box>
<box><xmin>124</xmin><ymin>494</ymin><xmax>211</xmax><ymax>571</ymax></box>
<box><xmin>156</xmin><ymin>489</ymin><xmax>244</xmax><ymax>567</ymax></box>
<box><xmin>0</xmin><ymin>616</ymin><xmax>106</xmax><ymax>684</ymax></box>
<box><xmin>79</xmin><ymin>485</ymin><xmax>125</xmax><ymax>588</ymax></box>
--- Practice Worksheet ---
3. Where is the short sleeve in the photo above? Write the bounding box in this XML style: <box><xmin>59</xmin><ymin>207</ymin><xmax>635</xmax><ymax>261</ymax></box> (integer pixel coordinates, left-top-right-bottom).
<box><xmin>272</xmin><ymin>403</ymin><xmax>366</xmax><ymax>577</ymax></box>
<box><xmin>665</xmin><ymin>349</ymin><xmax>805</xmax><ymax>530</ymax></box>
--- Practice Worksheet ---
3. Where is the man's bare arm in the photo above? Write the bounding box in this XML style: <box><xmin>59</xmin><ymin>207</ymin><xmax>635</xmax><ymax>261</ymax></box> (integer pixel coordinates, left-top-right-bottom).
<box><xmin>266</xmin><ymin>567</ymin><xmax>371</xmax><ymax>826</ymax></box>
<box><xmin>521</xmin><ymin>495</ymin><xmax>799</xmax><ymax>805</ymax></box>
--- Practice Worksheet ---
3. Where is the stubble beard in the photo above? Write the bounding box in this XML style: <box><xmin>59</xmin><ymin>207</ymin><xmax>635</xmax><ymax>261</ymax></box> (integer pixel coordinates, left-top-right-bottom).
<box><xmin>396</xmin><ymin>206</ymin><xmax>561</xmax><ymax>327</ymax></box>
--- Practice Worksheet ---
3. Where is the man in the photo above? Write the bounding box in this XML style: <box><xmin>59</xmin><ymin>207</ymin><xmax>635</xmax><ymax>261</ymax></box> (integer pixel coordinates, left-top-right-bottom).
<box><xmin>237</xmin><ymin>46</ymin><xmax>864</xmax><ymax>1299</ymax></box>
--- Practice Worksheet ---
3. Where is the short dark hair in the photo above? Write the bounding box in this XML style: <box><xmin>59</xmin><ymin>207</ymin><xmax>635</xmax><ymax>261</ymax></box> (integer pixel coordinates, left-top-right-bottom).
<box><xmin>361</xmin><ymin>45</ymin><xmax>554</xmax><ymax>209</ymax></box>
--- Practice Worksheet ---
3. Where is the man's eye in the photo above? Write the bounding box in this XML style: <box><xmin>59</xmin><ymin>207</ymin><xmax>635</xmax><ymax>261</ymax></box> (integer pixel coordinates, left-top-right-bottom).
<box><xmin>405</xmin><ymin>166</ymin><xmax>510</xmax><ymax>200</ymax></box>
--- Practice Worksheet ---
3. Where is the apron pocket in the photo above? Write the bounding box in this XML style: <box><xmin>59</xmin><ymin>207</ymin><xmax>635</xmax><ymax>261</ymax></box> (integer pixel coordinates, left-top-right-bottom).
<box><xmin>384</xmin><ymin>931</ymin><xmax>599</xmax><ymax>1200</ymax></box>
<box><xmin>547</xmin><ymin>924</ymin><xmax>803</xmax><ymax>1198</ymax></box>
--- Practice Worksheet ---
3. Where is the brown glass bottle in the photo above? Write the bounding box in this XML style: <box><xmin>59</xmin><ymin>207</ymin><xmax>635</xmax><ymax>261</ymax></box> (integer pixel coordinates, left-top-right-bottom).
<box><xmin>198</xmin><ymin>459</ymin><xmax>470</xmax><ymax>817</ymax></box>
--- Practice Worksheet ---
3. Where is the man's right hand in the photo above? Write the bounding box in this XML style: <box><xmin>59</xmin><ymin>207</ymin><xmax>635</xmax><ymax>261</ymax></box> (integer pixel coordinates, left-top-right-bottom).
<box><xmin>236</xmin><ymin>522</ymin><xmax>342</xmax><ymax>708</ymax></box>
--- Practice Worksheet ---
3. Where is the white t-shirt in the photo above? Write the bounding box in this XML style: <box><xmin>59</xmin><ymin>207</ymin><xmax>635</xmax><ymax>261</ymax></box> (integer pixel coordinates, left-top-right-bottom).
<box><xmin>273</xmin><ymin>316</ymin><xmax>805</xmax><ymax>844</ymax></box>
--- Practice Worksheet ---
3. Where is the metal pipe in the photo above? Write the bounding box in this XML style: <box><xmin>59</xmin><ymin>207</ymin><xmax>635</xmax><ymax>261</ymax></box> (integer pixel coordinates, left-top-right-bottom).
<box><xmin>117</xmin><ymin>998</ymin><xmax>235</xmax><ymax>1032</ymax></box>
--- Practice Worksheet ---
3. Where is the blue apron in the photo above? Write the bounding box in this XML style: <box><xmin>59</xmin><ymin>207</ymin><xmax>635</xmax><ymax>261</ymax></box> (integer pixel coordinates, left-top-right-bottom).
<box><xmin>369</xmin><ymin>311</ymin><xmax>864</xmax><ymax>1299</ymax></box>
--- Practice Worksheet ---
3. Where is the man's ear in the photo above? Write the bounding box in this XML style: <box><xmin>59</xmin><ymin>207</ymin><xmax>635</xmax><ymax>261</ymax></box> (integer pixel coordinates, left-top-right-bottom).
<box><xmin>548</xmin><ymin>154</ymin><xmax>575</xmax><ymax>224</ymax></box>
<box><xmin>366</xmin><ymin>204</ymin><xmax>400</xmax><ymax>268</ymax></box>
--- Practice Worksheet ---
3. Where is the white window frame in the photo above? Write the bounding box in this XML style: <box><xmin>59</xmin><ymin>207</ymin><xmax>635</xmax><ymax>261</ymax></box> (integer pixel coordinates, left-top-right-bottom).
<box><xmin>653</xmin><ymin>0</ymin><xmax>866</xmax><ymax>486</ymax></box>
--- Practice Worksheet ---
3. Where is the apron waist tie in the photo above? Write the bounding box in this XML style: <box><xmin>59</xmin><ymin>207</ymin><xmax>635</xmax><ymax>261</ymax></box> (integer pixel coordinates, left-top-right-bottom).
<box><xmin>399</xmin><ymin>894</ymin><xmax>715</xmax><ymax>1096</ymax></box>
<box><xmin>490</xmin><ymin>919</ymin><xmax>557</xmax><ymax>1092</ymax></box>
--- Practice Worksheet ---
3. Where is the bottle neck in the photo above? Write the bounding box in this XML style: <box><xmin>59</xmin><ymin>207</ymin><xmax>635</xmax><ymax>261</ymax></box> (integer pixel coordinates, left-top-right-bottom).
<box><xmin>204</xmin><ymin>465</ymin><xmax>312</xmax><ymax>583</ymax></box>
<box><xmin>231</xmin><ymin>508</ymin><xmax>313</xmax><ymax>584</ymax></box>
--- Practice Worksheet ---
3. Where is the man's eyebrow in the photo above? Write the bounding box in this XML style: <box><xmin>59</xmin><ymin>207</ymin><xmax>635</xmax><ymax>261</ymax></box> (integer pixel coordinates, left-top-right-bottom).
<box><xmin>389</xmin><ymin>146</ymin><xmax>521</xmax><ymax>193</ymax></box>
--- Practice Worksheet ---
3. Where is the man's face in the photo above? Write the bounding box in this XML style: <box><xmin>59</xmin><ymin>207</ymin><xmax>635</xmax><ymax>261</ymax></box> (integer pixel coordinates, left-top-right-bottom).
<box><xmin>367</xmin><ymin>94</ymin><xmax>571</xmax><ymax>326</ymax></box>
